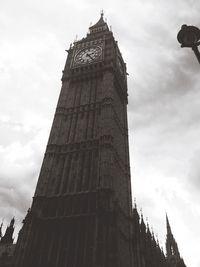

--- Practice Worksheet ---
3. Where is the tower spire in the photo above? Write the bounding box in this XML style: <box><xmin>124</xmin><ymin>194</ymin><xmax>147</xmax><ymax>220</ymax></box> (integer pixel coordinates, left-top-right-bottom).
<box><xmin>165</xmin><ymin>215</ymin><xmax>186</xmax><ymax>267</ymax></box>
<box><xmin>89</xmin><ymin>12</ymin><xmax>109</xmax><ymax>34</ymax></box>
<box><xmin>166</xmin><ymin>214</ymin><xmax>180</xmax><ymax>257</ymax></box>
<box><xmin>166</xmin><ymin>213</ymin><xmax>172</xmax><ymax>235</ymax></box>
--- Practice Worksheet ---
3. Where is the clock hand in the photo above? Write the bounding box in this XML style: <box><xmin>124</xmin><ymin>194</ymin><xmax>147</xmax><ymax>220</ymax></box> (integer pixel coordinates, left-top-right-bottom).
<box><xmin>86</xmin><ymin>53</ymin><xmax>94</xmax><ymax>60</ymax></box>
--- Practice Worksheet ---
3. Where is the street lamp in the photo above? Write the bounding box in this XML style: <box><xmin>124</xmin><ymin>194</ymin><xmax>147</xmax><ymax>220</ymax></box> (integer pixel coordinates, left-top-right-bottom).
<box><xmin>177</xmin><ymin>24</ymin><xmax>200</xmax><ymax>64</ymax></box>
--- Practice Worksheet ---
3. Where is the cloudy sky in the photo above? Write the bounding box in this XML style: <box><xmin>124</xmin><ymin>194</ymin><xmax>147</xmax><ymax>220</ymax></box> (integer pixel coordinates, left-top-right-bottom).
<box><xmin>1</xmin><ymin>0</ymin><xmax>200</xmax><ymax>266</ymax></box>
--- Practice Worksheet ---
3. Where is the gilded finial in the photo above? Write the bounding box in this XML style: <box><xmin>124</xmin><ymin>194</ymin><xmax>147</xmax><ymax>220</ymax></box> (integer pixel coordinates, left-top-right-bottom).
<box><xmin>101</xmin><ymin>10</ymin><xmax>104</xmax><ymax>17</ymax></box>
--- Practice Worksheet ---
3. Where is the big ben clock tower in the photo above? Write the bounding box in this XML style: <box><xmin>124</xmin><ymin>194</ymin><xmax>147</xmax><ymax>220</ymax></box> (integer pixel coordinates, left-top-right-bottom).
<box><xmin>14</xmin><ymin>12</ymin><xmax>133</xmax><ymax>267</ymax></box>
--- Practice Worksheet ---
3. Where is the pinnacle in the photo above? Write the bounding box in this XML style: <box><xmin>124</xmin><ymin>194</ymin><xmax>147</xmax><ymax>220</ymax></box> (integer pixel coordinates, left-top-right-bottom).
<box><xmin>89</xmin><ymin>12</ymin><xmax>107</xmax><ymax>29</ymax></box>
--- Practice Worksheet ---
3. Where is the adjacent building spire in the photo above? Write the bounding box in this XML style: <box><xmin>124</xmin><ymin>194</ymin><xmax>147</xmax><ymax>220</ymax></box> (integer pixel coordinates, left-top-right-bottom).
<box><xmin>166</xmin><ymin>214</ymin><xmax>180</xmax><ymax>257</ymax></box>
<box><xmin>166</xmin><ymin>214</ymin><xmax>186</xmax><ymax>267</ymax></box>
<box><xmin>0</xmin><ymin>217</ymin><xmax>15</xmax><ymax>245</ymax></box>
<box><xmin>166</xmin><ymin>213</ymin><xmax>172</xmax><ymax>235</ymax></box>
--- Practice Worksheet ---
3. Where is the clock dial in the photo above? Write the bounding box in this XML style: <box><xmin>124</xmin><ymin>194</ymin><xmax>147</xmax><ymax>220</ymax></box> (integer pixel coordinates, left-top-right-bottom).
<box><xmin>74</xmin><ymin>46</ymin><xmax>102</xmax><ymax>65</ymax></box>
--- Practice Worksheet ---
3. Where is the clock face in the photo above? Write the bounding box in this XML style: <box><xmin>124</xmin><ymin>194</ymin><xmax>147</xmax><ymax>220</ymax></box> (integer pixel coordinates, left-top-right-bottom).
<box><xmin>74</xmin><ymin>46</ymin><xmax>102</xmax><ymax>65</ymax></box>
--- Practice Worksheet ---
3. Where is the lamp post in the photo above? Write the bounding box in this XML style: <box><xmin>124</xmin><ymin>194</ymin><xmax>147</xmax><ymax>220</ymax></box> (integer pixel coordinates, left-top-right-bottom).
<box><xmin>177</xmin><ymin>24</ymin><xmax>200</xmax><ymax>64</ymax></box>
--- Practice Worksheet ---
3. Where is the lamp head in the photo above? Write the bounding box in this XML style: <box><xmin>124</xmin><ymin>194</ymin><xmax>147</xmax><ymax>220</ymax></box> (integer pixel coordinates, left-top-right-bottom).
<box><xmin>177</xmin><ymin>24</ymin><xmax>200</xmax><ymax>47</ymax></box>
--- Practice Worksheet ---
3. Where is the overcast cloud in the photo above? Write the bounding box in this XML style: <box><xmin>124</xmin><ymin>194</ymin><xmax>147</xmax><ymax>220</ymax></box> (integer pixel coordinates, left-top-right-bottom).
<box><xmin>1</xmin><ymin>0</ymin><xmax>200</xmax><ymax>266</ymax></box>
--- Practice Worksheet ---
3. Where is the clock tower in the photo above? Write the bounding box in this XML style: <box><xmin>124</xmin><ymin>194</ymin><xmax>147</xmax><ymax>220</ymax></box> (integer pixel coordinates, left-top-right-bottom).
<box><xmin>14</xmin><ymin>13</ymin><xmax>133</xmax><ymax>267</ymax></box>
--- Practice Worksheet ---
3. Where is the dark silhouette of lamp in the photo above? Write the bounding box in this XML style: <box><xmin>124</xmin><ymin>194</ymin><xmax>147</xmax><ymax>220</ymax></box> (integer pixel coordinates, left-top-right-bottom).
<box><xmin>177</xmin><ymin>24</ymin><xmax>200</xmax><ymax>64</ymax></box>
